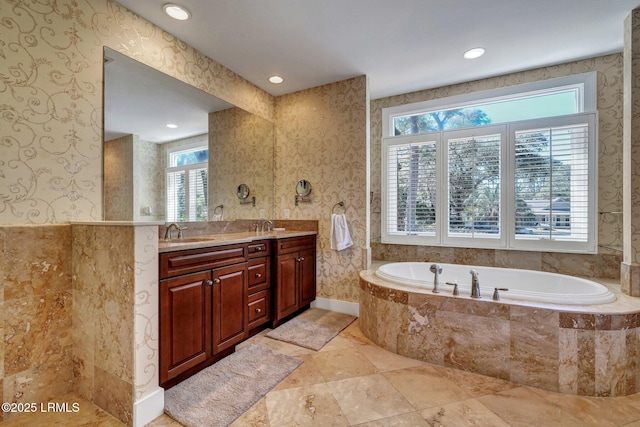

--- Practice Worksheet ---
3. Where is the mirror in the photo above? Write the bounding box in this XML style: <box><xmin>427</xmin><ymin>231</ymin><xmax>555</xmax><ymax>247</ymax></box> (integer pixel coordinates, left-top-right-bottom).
<box><xmin>296</xmin><ymin>180</ymin><xmax>312</xmax><ymax>197</ymax></box>
<box><xmin>103</xmin><ymin>47</ymin><xmax>274</xmax><ymax>222</ymax></box>
<box><xmin>237</xmin><ymin>184</ymin><xmax>250</xmax><ymax>199</ymax></box>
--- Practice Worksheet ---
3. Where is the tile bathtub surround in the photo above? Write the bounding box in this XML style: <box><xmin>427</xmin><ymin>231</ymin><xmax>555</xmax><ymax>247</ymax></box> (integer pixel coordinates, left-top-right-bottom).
<box><xmin>359</xmin><ymin>270</ymin><xmax>640</xmax><ymax>397</ymax></box>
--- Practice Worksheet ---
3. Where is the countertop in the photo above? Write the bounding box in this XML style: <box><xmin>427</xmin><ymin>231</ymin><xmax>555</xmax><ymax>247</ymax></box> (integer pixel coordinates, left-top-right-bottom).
<box><xmin>158</xmin><ymin>230</ymin><xmax>317</xmax><ymax>253</ymax></box>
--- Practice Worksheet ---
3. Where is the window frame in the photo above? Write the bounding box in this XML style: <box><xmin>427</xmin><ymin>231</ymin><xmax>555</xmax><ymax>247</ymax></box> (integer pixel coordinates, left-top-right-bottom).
<box><xmin>381</xmin><ymin>73</ymin><xmax>598</xmax><ymax>253</ymax></box>
<box><xmin>166</xmin><ymin>142</ymin><xmax>209</xmax><ymax>222</ymax></box>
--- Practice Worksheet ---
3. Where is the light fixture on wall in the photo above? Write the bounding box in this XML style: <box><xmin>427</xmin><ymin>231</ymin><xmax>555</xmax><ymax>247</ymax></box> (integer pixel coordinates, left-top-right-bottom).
<box><xmin>463</xmin><ymin>47</ymin><xmax>485</xmax><ymax>59</ymax></box>
<box><xmin>269</xmin><ymin>75</ymin><xmax>284</xmax><ymax>84</ymax></box>
<box><xmin>163</xmin><ymin>3</ymin><xmax>191</xmax><ymax>20</ymax></box>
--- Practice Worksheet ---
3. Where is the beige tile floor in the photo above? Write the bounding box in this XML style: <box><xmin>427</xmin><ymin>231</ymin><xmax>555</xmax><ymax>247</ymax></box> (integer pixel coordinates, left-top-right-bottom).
<box><xmin>6</xmin><ymin>319</ymin><xmax>640</xmax><ymax>426</ymax></box>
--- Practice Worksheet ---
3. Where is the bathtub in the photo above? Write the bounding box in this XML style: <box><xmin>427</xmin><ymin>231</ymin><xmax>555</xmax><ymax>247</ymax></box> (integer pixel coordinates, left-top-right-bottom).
<box><xmin>375</xmin><ymin>262</ymin><xmax>616</xmax><ymax>305</ymax></box>
<box><xmin>360</xmin><ymin>263</ymin><xmax>640</xmax><ymax>396</ymax></box>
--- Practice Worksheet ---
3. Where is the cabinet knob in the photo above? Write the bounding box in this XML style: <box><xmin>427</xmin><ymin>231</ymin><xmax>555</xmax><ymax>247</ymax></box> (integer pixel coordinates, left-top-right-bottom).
<box><xmin>255</xmin><ymin>273</ymin><xmax>262</xmax><ymax>278</ymax></box>
<box><xmin>255</xmin><ymin>308</ymin><xmax>262</xmax><ymax>313</ymax></box>
<box><xmin>213</xmin><ymin>278</ymin><xmax>221</xmax><ymax>284</ymax></box>
<box><xmin>298</xmin><ymin>257</ymin><xmax>305</xmax><ymax>262</ymax></box>
<box><xmin>205</xmin><ymin>280</ymin><xmax>213</xmax><ymax>286</ymax></box>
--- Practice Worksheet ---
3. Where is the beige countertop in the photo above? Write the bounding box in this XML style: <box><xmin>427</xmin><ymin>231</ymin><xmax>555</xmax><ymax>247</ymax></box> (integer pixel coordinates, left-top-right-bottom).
<box><xmin>158</xmin><ymin>230</ymin><xmax>317</xmax><ymax>253</ymax></box>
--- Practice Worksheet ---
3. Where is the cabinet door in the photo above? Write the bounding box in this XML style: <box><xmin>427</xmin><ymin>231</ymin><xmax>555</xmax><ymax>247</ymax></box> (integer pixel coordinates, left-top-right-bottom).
<box><xmin>275</xmin><ymin>252</ymin><xmax>299</xmax><ymax>321</ymax></box>
<box><xmin>298</xmin><ymin>248</ymin><xmax>317</xmax><ymax>307</ymax></box>
<box><xmin>160</xmin><ymin>271</ymin><xmax>212</xmax><ymax>384</ymax></box>
<box><xmin>212</xmin><ymin>263</ymin><xmax>247</xmax><ymax>353</ymax></box>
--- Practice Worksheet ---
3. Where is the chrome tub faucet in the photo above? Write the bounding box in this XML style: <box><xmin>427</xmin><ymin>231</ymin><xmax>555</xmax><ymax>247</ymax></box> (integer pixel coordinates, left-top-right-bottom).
<box><xmin>470</xmin><ymin>269</ymin><xmax>481</xmax><ymax>298</ymax></box>
<box><xmin>430</xmin><ymin>263</ymin><xmax>442</xmax><ymax>293</ymax></box>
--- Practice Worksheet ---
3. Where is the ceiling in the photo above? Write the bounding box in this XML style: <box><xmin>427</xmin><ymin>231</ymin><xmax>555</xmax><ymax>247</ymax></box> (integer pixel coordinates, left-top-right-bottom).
<box><xmin>115</xmin><ymin>0</ymin><xmax>640</xmax><ymax>100</ymax></box>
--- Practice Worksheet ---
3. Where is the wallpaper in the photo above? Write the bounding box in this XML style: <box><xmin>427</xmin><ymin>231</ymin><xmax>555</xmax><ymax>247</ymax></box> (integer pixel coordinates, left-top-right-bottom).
<box><xmin>209</xmin><ymin>107</ymin><xmax>274</xmax><ymax>221</ymax></box>
<box><xmin>370</xmin><ymin>54</ymin><xmax>625</xmax><ymax>255</ymax></box>
<box><xmin>275</xmin><ymin>76</ymin><xmax>369</xmax><ymax>303</ymax></box>
<box><xmin>0</xmin><ymin>0</ymin><xmax>274</xmax><ymax>225</ymax></box>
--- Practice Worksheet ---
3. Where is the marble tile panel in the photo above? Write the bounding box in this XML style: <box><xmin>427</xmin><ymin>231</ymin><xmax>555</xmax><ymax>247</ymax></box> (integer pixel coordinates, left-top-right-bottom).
<box><xmin>375</xmin><ymin>297</ymin><xmax>407</xmax><ymax>353</ymax></box>
<box><xmin>626</xmin><ymin>328</ymin><xmax>639</xmax><ymax>394</ymax></box>
<box><xmin>358</xmin><ymin>289</ymin><xmax>378</xmax><ymax>344</ymax></box>
<box><xmin>383</xmin><ymin>365</ymin><xmax>473</xmax><ymax>410</ymax></box>
<box><xmin>477</xmin><ymin>386</ymin><xmax>585</xmax><ymax>426</ymax></box>
<box><xmin>558</xmin><ymin>328</ymin><xmax>579</xmax><ymax>394</ymax></box>
<box><xmin>559</xmin><ymin>312</ymin><xmax>596</xmax><ymax>330</ymax></box>
<box><xmin>265</xmin><ymin>383</ymin><xmax>348</xmax><ymax>426</ymax></box>
<box><xmin>273</xmin><ymin>354</ymin><xmax>327</xmax><ymax>391</ymax></box>
<box><xmin>420</xmin><ymin>398</ymin><xmax>510</xmax><ymax>427</ymax></box>
<box><xmin>494</xmin><ymin>249</ymin><xmax>542</xmax><ymax>270</ymax></box>
<box><xmin>94</xmin><ymin>297</ymin><xmax>133</xmax><ymax>383</ymax></box>
<box><xmin>438</xmin><ymin>295</ymin><xmax>510</xmax><ymax>320</ymax></box>
<box><xmin>442</xmin><ymin>366</ymin><xmax>518</xmax><ymax>397</ymax></box>
<box><xmin>93</xmin><ymin>366</ymin><xmax>133</xmax><ymax>426</ymax></box>
<box><xmin>542</xmin><ymin>252</ymin><xmax>597</xmax><ymax>277</ymax></box>
<box><xmin>356</xmin><ymin>411</ymin><xmax>430</xmax><ymax>426</ymax></box>
<box><xmin>71</xmin><ymin>289</ymin><xmax>94</xmax><ymax>364</ymax></box>
<box><xmin>3</xmin><ymin>225</ymin><xmax>71</xmax><ymax>302</ymax></box>
<box><xmin>596</xmin><ymin>253</ymin><xmax>622</xmax><ymax>280</ymax></box>
<box><xmin>370</xmin><ymin>243</ymin><xmax>419</xmax><ymax>262</ymax></box>
<box><xmin>414</xmin><ymin>245</ymin><xmax>456</xmax><ymax>264</ymax></box>
<box><xmin>453</xmin><ymin>247</ymin><xmax>496</xmax><ymax>266</ymax></box>
<box><xmin>577</xmin><ymin>329</ymin><xmax>596</xmax><ymax>396</ymax></box>
<box><xmin>397</xmin><ymin>303</ymin><xmax>444</xmax><ymax>365</ymax></box>
<box><xmin>312</xmin><ymin>347</ymin><xmax>377</xmax><ymax>382</ymax></box>
<box><xmin>338</xmin><ymin>319</ymin><xmax>374</xmax><ymax>346</ymax></box>
<box><xmin>326</xmin><ymin>374</ymin><xmax>415</xmax><ymax>425</ymax></box>
<box><xmin>3</xmin><ymin>292</ymin><xmax>72</xmax><ymax>376</ymax></box>
<box><xmin>438</xmin><ymin>311</ymin><xmax>511</xmax><ymax>380</ymax></box>
<box><xmin>319</xmin><ymin>334</ymin><xmax>356</xmax><ymax>353</ymax></box>
<box><xmin>72</xmin><ymin>355</ymin><xmax>94</xmax><ymax>402</ymax></box>
<box><xmin>594</xmin><ymin>330</ymin><xmax>627</xmax><ymax>396</ymax></box>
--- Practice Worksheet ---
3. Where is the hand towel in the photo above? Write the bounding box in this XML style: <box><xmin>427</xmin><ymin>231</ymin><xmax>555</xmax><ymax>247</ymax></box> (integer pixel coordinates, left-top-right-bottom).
<box><xmin>330</xmin><ymin>213</ymin><xmax>353</xmax><ymax>251</ymax></box>
<box><xmin>212</xmin><ymin>213</ymin><xmax>223</xmax><ymax>221</ymax></box>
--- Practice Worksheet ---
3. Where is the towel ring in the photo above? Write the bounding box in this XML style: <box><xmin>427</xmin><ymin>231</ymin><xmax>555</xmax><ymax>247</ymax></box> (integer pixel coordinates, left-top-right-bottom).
<box><xmin>332</xmin><ymin>201</ymin><xmax>346</xmax><ymax>214</ymax></box>
<box><xmin>213</xmin><ymin>204</ymin><xmax>224</xmax><ymax>214</ymax></box>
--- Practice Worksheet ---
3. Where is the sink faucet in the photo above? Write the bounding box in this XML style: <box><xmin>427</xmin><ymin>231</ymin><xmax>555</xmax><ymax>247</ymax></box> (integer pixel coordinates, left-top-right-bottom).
<box><xmin>470</xmin><ymin>269</ymin><xmax>481</xmax><ymax>298</ymax></box>
<box><xmin>164</xmin><ymin>223</ymin><xmax>186</xmax><ymax>240</ymax></box>
<box><xmin>261</xmin><ymin>220</ymin><xmax>273</xmax><ymax>232</ymax></box>
<box><xmin>429</xmin><ymin>263</ymin><xmax>442</xmax><ymax>293</ymax></box>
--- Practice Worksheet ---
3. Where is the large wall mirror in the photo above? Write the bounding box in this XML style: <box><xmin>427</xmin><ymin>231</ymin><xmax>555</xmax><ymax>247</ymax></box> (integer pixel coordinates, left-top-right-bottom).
<box><xmin>103</xmin><ymin>47</ymin><xmax>274</xmax><ymax>222</ymax></box>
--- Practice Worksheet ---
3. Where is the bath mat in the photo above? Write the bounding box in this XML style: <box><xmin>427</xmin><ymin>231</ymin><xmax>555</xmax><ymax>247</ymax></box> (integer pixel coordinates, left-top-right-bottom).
<box><xmin>164</xmin><ymin>343</ymin><xmax>302</xmax><ymax>427</ymax></box>
<box><xmin>266</xmin><ymin>308</ymin><xmax>357</xmax><ymax>351</ymax></box>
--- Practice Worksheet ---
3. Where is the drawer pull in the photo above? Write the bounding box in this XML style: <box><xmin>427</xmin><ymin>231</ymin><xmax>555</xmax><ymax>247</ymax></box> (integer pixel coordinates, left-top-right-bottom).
<box><xmin>297</xmin><ymin>257</ymin><xmax>305</xmax><ymax>262</ymax></box>
<box><xmin>255</xmin><ymin>273</ymin><xmax>262</xmax><ymax>278</ymax></box>
<box><xmin>213</xmin><ymin>278</ymin><xmax>221</xmax><ymax>284</ymax></box>
<box><xmin>255</xmin><ymin>308</ymin><xmax>262</xmax><ymax>313</ymax></box>
<box><xmin>205</xmin><ymin>280</ymin><xmax>213</xmax><ymax>286</ymax></box>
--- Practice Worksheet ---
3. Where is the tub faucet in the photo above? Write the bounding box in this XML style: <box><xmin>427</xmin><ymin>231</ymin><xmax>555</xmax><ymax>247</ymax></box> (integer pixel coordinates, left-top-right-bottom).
<box><xmin>470</xmin><ymin>269</ymin><xmax>481</xmax><ymax>299</ymax></box>
<box><xmin>429</xmin><ymin>263</ymin><xmax>442</xmax><ymax>293</ymax></box>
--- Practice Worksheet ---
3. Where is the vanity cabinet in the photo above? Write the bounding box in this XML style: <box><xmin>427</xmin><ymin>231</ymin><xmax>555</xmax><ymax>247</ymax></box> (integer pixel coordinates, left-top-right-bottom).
<box><xmin>247</xmin><ymin>240</ymin><xmax>271</xmax><ymax>331</ymax></box>
<box><xmin>212</xmin><ymin>263</ymin><xmax>247</xmax><ymax>353</ymax></box>
<box><xmin>273</xmin><ymin>235</ymin><xmax>316</xmax><ymax>325</ymax></box>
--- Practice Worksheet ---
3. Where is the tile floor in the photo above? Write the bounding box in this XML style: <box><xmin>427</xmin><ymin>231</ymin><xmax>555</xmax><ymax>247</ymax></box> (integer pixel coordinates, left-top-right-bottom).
<box><xmin>6</xmin><ymin>319</ymin><xmax>640</xmax><ymax>426</ymax></box>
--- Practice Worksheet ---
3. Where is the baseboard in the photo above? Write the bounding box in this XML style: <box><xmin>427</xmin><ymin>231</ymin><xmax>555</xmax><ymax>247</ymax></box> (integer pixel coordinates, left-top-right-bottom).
<box><xmin>311</xmin><ymin>297</ymin><xmax>359</xmax><ymax>317</ymax></box>
<box><xmin>133</xmin><ymin>387</ymin><xmax>164</xmax><ymax>427</ymax></box>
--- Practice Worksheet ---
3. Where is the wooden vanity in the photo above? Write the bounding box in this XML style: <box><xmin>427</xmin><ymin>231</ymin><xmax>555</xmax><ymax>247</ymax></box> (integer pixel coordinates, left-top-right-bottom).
<box><xmin>158</xmin><ymin>232</ymin><xmax>316</xmax><ymax>388</ymax></box>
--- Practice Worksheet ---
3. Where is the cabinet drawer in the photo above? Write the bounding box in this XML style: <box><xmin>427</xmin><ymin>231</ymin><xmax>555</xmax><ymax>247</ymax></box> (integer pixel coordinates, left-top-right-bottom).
<box><xmin>160</xmin><ymin>244</ymin><xmax>247</xmax><ymax>279</ymax></box>
<box><xmin>248</xmin><ymin>240</ymin><xmax>270</xmax><ymax>258</ymax></box>
<box><xmin>274</xmin><ymin>235</ymin><xmax>316</xmax><ymax>254</ymax></box>
<box><xmin>248</xmin><ymin>258</ymin><xmax>270</xmax><ymax>292</ymax></box>
<box><xmin>247</xmin><ymin>290</ymin><xmax>270</xmax><ymax>329</ymax></box>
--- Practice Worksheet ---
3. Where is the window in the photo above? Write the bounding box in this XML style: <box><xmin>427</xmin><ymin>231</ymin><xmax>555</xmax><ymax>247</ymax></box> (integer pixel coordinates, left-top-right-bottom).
<box><xmin>382</xmin><ymin>73</ymin><xmax>598</xmax><ymax>253</ymax></box>
<box><xmin>166</xmin><ymin>144</ymin><xmax>208</xmax><ymax>222</ymax></box>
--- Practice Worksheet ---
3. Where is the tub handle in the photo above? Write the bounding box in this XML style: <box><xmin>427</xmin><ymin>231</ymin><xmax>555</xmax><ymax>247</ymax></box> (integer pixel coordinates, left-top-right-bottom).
<box><xmin>493</xmin><ymin>287</ymin><xmax>509</xmax><ymax>301</ymax></box>
<box><xmin>445</xmin><ymin>282</ymin><xmax>459</xmax><ymax>296</ymax></box>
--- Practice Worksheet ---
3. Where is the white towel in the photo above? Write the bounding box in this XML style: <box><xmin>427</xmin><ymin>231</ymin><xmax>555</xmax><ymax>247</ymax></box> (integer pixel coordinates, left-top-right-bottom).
<box><xmin>212</xmin><ymin>213</ymin><xmax>223</xmax><ymax>221</ymax></box>
<box><xmin>330</xmin><ymin>213</ymin><xmax>353</xmax><ymax>251</ymax></box>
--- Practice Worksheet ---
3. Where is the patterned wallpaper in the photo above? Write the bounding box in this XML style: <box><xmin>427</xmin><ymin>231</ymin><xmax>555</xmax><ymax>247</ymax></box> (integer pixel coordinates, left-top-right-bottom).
<box><xmin>370</xmin><ymin>54</ymin><xmax>625</xmax><ymax>254</ymax></box>
<box><xmin>209</xmin><ymin>107</ymin><xmax>274</xmax><ymax>221</ymax></box>
<box><xmin>0</xmin><ymin>0</ymin><xmax>274</xmax><ymax>225</ymax></box>
<box><xmin>275</xmin><ymin>76</ymin><xmax>369</xmax><ymax>303</ymax></box>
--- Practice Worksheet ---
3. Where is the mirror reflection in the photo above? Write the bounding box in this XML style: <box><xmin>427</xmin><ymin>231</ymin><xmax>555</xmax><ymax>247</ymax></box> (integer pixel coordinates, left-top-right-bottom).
<box><xmin>103</xmin><ymin>47</ymin><xmax>274</xmax><ymax>222</ymax></box>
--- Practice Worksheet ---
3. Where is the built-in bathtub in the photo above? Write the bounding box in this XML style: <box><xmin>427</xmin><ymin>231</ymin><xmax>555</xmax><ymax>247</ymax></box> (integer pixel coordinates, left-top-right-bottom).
<box><xmin>375</xmin><ymin>262</ymin><xmax>616</xmax><ymax>305</ymax></box>
<box><xmin>360</xmin><ymin>262</ymin><xmax>640</xmax><ymax>397</ymax></box>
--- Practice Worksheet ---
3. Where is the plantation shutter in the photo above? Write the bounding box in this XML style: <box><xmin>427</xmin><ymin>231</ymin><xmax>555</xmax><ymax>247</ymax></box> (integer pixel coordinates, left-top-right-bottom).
<box><xmin>514</xmin><ymin>122</ymin><xmax>590</xmax><ymax>242</ymax></box>
<box><xmin>166</xmin><ymin>170</ymin><xmax>186</xmax><ymax>222</ymax></box>
<box><xmin>383</xmin><ymin>137</ymin><xmax>437</xmax><ymax>236</ymax></box>
<box><xmin>447</xmin><ymin>134</ymin><xmax>501</xmax><ymax>238</ymax></box>
<box><xmin>189</xmin><ymin>167</ymin><xmax>208</xmax><ymax>221</ymax></box>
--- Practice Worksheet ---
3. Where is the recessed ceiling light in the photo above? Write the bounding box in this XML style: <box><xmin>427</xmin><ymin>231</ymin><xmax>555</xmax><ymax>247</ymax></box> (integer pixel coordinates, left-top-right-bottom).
<box><xmin>464</xmin><ymin>47</ymin><xmax>485</xmax><ymax>59</ymax></box>
<box><xmin>166</xmin><ymin>123</ymin><xmax>178</xmax><ymax>128</ymax></box>
<box><xmin>269</xmin><ymin>75</ymin><xmax>284</xmax><ymax>84</ymax></box>
<box><xmin>163</xmin><ymin>4</ymin><xmax>191</xmax><ymax>21</ymax></box>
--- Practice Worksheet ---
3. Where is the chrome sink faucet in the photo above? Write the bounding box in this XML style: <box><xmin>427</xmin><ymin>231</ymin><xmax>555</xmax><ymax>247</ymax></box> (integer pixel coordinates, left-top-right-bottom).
<box><xmin>429</xmin><ymin>263</ymin><xmax>442</xmax><ymax>293</ymax></box>
<box><xmin>261</xmin><ymin>220</ymin><xmax>273</xmax><ymax>232</ymax></box>
<box><xmin>470</xmin><ymin>269</ymin><xmax>481</xmax><ymax>298</ymax></box>
<box><xmin>164</xmin><ymin>223</ymin><xmax>187</xmax><ymax>240</ymax></box>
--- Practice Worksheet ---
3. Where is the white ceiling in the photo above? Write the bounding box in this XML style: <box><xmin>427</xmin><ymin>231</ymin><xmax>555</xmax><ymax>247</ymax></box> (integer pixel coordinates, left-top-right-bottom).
<box><xmin>115</xmin><ymin>0</ymin><xmax>640</xmax><ymax>99</ymax></box>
